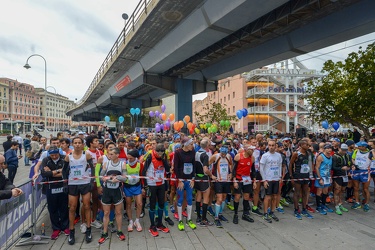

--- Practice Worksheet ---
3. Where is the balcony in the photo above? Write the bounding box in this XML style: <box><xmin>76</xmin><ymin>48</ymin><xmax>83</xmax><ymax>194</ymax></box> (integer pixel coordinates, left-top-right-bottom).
<box><xmin>246</xmin><ymin>86</ymin><xmax>306</xmax><ymax>98</ymax></box>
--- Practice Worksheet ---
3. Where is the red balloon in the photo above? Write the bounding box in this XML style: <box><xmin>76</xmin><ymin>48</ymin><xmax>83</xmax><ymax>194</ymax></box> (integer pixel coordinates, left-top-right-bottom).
<box><xmin>189</xmin><ymin>128</ymin><xmax>194</xmax><ymax>134</ymax></box>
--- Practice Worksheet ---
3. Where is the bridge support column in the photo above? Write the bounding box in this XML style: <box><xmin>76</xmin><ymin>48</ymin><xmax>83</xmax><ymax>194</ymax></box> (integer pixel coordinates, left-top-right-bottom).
<box><xmin>131</xmin><ymin>99</ymin><xmax>143</xmax><ymax>127</ymax></box>
<box><xmin>175</xmin><ymin>79</ymin><xmax>193</xmax><ymax>121</ymax></box>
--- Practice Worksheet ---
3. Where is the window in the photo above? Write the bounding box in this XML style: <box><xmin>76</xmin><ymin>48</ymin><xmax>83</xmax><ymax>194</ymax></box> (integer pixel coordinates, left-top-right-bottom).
<box><xmin>220</xmin><ymin>99</ymin><xmax>222</xmax><ymax>104</ymax></box>
<box><xmin>233</xmin><ymin>92</ymin><xmax>235</xmax><ymax>98</ymax></box>
<box><xmin>228</xmin><ymin>108</ymin><xmax>230</xmax><ymax>113</ymax></box>
<box><xmin>233</xmin><ymin>106</ymin><xmax>235</xmax><ymax>112</ymax></box>
<box><xmin>228</xmin><ymin>82</ymin><xmax>230</xmax><ymax>88</ymax></box>
<box><xmin>224</xmin><ymin>97</ymin><xmax>226</xmax><ymax>102</ymax></box>
<box><xmin>228</xmin><ymin>94</ymin><xmax>230</xmax><ymax>101</ymax></box>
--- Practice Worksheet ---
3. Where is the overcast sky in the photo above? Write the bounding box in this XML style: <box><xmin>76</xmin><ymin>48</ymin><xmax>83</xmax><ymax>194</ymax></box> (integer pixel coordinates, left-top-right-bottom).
<box><xmin>0</xmin><ymin>0</ymin><xmax>374</xmax><ymax>102</ymax></box>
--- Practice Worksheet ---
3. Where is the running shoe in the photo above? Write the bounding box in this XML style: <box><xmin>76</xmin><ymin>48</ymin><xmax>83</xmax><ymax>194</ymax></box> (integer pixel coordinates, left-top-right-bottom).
<box><xmin>109</xmin><ymin>222</ymin><xmax>117</xmax><ymax>233</ymax></box>
<box><xmin>85</xmin><ymin>227</ymin><xmax>92</xmax><ymax>243</ymax></box>
<box><xmin>294</xmin><ymin>211</ymin><xmax>302</xmax><ymax>220</ymax></box>
<box><xmin>170</xmin><ymin>205</ymin><xmax>175</xmax><ymax>214</ymax></box>
<box><xmin>306</xmin><ymin>205</ymin><xmax>315</xmax><ymax>213</ymax></box>
<box><xmin>242</xmin><ymin>213</ymin><xmax>254</xmax><ymax>223</ymax></box>
<box><xmin>91</xmin><ymin>220</ymin><xmax>102</xmax><ymax>229</ymax></box>
<box><xmin>278</xmin><ymin>203</ymin><xmax>284</xmax><ymax>209</ymax></box>
<box><xmin>174</xmin><ymin>212</ymin><xmax>179</xmax><ymax>220</ymax></box>
<box><xmin>301</xmin><ymin>209</ymin><xmax>313</xmax><ymax>219</ymax></box>
<box><xmin>251</xmin><ymin>207</ymin><xmax>263</xmax><ymax>216</ymax></box>
<box><xmin>187</xmin><ymin>220</ymin><xmax>197</xmax><ymax>229</ymax></box>
<box><xmin>285</xmin><ymin>196</ymin><xmax>293</xmax><ymax>204</ymax></box>
<box><xmin>335</xmin><ymin>207</ymin><xmax>342</xmax><ymax>215</ymax></box>
<box><xmin>325</xmin><ymin>197</ymin><xmax>331</xmax><ymax>204</ymax></box>
<box><xmin>339</xmin><ymin>205</ymin><xmax>348</xmax><ymax>212</ymax></box>
<box><xmin>74</xmin><ymin>216</ymin><xmax>80</xmax><ymax>225</ymax></box>
<box><xmin>363</xmin><ymin>204</ymin><xmax>370</xmax><ymax>212</ymax></box>
<box><xmin>149</xmin><ymin>226</ymin><xmax>159</xmax><ymax>237</ymax></box>
<box><xmin>68</xmin><ymin>230</ymin><xmax>75</xmax><ymax>245</ymax></box>
<box><xmin>316</xmin><ymin>206</ymin><xmax>327</xmax><ymax>215</ymax></box>
<box><xmin>165</xmin><ymin>217</ymin><xmax>174</xmax><ymax>226</ymax></box>
<box><xmin>215</xmin><ymin>219</ymin><xmax>223</xmax><ymax>228</ymax></box>
<box><xmin>362</xmin><ymin>199</ymin><xmax>367</xmax><ymax>205</ymax></box>
<box><xmin>207</xmin><ymin>206</ymin><xmax>215</xmax><ymax>216</ymax></box>
<box><xmin>351</xmin><ymin>202</ymin><xmax>361</xmax><ymax>209</ymax></box>
<box><xmin>262</xmin><ymin>213</ymin><xmax>272</xmax><ymax>223</ymax></box>
<box><xmin>128</xmin><ymin>222</ymin><xmax>134</xmax><ymax>232</ymax></box>
<box><xmin>156</xmin><ymin>224</ymin><xmax>170</xmax><ymax>233</ymax></box>
<box><xmin>226</xmin><ymin>204</ymin><xmax>234</xmax><ymax>211</ymax></box>
<box><xmin>276</xmin><ymin>207</ymin><xmax>284</xmax><ymax>214</ymax></box>
<box><xmin>63</xmin><ymin>228</ymin><xmax>70</xmax><ymax>236</ymax></box>
<box><xmin>51</xmin><ymin>230</ymin><xmax>61</xmax><ymax>240</ymax></box>
<box><xmin>280</xmin><ymin>198</ymin><xmax>290</xmax><ymax>207</ymax></box>
<box><xmin>346</xmin><ymin>197</ymin><xmax>355</xmax><ymax>203</ymax></box>
<box><xmin>199</xmin><ymin>220</ymin><xmax>214</xmax><ymax>227</ymax></box>
<box><xmin>196</xmin><ymin>217</ymin><xmax>202</xmax><ymax>224</ymax></box>
<box><xmin>233</xmin><ymin>214</ymin><xmax>239</xmax><ymax>224</ymax></box>
<box><xmin>80</xmin><ymin>223</ymin><xmax>87</xmax><ymax>234</ymax></box>
<box><xmin>182</xmin><ymin>211</ymin><xmax>188</xmax><ymax>218</ymax></box>
<box><xmin>178</xmin><ymin>220</ymin><xmax>185</xmax><ymax>231</ymax></box>
<box><xmin>123</xmin><ymin>213</ymin><xmax>128</xmax><ymax>220</ymax></box>
<box><xmin>322</xmin><ymin>205</ymin><xmax>334</xmax><ymax>213</ymax></box>
<box><xmin>218</xmin><ymin>214</ymin><xmax>228</xmax><ymax>222</ymax></box>
<box><xmin>140</xmin><ymin>210</ymin><xmax>145</xmax><ymax>218</ymax></box>
<box><xmin>269</xmin><ymin>212</ymin><xmax>279</xmax><ymax>222</ymax></box>
<box><xmin>134</xmin><ymin>220</ymin><xmax>142</xmax><ymax>232</ymax></box>
<box><xmin>117</xmin><ymin>231</ymin><xmax>126</xmax><ymax>241</ymax></box>
<box><xmin>310</xmin><ymin>192</ymin><xmax>316</xmax><ymax>197</ymax></box>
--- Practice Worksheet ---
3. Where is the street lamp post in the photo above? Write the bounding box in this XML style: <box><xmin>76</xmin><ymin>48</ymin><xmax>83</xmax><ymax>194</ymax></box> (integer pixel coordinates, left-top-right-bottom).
<box><xmin>46</xmin><ymin>86</ymin><xmax>57</xmax><ymax>135</ymax></box>
<box><xmin>24</xmin><ymin>54</ymin><xmax>47</xmax><ymax>133</ymax></box>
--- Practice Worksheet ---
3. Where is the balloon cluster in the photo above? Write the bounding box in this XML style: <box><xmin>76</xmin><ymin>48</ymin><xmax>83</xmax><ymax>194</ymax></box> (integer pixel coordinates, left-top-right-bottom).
<box><xmin>236</xmin><ymin>108</ymin><xmax>248</xmax><ymax>119</ymax></box>
<box><xmin>130</xmin><ymin>108</ymin><xmax>141</xmax><ymax>116</ymax></box>
<box><xmin>321</xmin><ymin>120</ymin><xmax>340</xmax><ymax>131</ymax></box>
<box><xmin>149</xmin><ymin>105</ymin><xmax>176</xmax><ymax>132</ymax></box>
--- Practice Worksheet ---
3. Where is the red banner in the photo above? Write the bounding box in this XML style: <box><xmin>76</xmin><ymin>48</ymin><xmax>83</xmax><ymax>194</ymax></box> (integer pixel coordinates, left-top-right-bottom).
<box><xmin>114</xmin><ymin>75</ymin><xmax>131</xmax><ymax>92</ymax></box>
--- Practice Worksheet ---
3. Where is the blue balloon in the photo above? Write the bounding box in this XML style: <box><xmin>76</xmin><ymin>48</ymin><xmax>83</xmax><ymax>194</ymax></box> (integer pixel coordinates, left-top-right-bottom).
<box><xmin>322</xmin><ymin>120</ymin><xmax>329</xmax><ymax>129</ymax></box>
<box><xmin>332</xmin><ymin>122</ymin><xmax>340</xmax><ymax>131</ymax></box>
<box><xmin>104</xmin><ymin>116</ymin><xmax>110</xmax><ymax>123</ymax></box>
<box><xmin>135</xmin><ymin>108</ymin><xmax>141</xmax><ymax>115</ymax></box>
<box><xmin>242</xmin><ymin>108</ymin><xmax>248</xmax><ymax>117</ymax></box>
<box><xmin>236</xmin><ymin>110</ymin><xmax>243</xmax><ymax>119</ymax></box>
<box><xmin>130</xmin><ymin>108</ymin><xmax>135</xmax><ymax>115</ymax></box>
<box><xmin>118</xmin><ymin>116</ymin><xmax>124</xmax><ymax>123</ymax></box>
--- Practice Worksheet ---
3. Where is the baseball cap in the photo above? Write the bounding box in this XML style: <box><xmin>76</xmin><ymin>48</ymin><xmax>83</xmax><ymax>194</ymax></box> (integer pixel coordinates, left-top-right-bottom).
<box><xmin>345</xmin><ymin>140</ymin><xmax>355</xmax><ymax>146</ymax></box>
<box><xmin>340</xmin><ymin>144</ymin><xmax>348</xmax><ymax>150</ymax></box>
<box><xmin>220</xmin><ymin>147</ymin><xmax>228</xmax><ymax>154</ymax></box>
<box><xmin>333</xmin><ymin>138</ymin><xmax>340</xmax><ymax>142</ymax></box>
<box><xmin>324</xmin><ymin>144</ymin><xmax>333</xmax><ymax>149</ymax></box>
<box><xmin>78</xmin><ymin>131</ymin><xmax>85</xmax><ymax>135</ymax></box>
<box><xmin>356</xmin><ymin>141</ymin><xmax>368</xmax><ymax>147</ymax></box>
<box><xmin>282</xmin><ymin>137</ymin><xmax>291</xmax><ymax>142</ymax></box>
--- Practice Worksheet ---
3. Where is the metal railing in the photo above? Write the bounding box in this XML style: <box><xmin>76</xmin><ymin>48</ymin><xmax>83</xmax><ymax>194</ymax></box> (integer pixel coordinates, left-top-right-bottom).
<box><xmin>71</xmin><ymin>0</ymin><xmax>156</xmax><ymax>111</ymax></box>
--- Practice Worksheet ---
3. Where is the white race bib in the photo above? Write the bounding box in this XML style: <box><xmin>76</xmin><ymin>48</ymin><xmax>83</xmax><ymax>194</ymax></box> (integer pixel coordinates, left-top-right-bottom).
<box><xmin>242</xmin><ymin>176</ymin><xmax>251</xmax><ymax>185</ymax></box>
<box><xmin>155</xmin><ymin>170</ymin><xmax>164</xmax><ymax>180</ymax></box>
<box><xmin>301</xmin><ymin>164</ymin><xmax>310</xmax><ymax>174</ymax></box>
<box><xmin>107</xmin><ymin>181</ymin><xmax>119</xmax><ymax>189</ymax></box>
<box><xmin>71</xmin><ymin>165</ymin><xmax>84</xmax><ymax>178</ymax></box>
<box><xmin>342</xmin><ymin>176</ymin><xmax>348</xmax><ymax>183</ymax></box>
<box><xmin>183</xmin><ymin>163</ymin><xmax>193</xmax><ymax>175</ymax></box>
<box><xmin>128</xmin><ymin>174</ymin><xmax>140</xmax><ymax>185</ymax></box>
<box><xmin>51</xmin><ymin>187</ymin><xmax>63</xmax><ymax>194</ymax></box>
<box><xmin>271</xmin><ymin>166</ymin><xmax>280</xmax><ymax>178</ymax></box>
<box><xmin>219</xmin><ymin>163</ymin><xmax>228</xmax><ymax>180</ymax></box>
<box><xmin>323</xmin><ymin>176</ymin><xmax>330</xmax><ymax>185</ymax></box>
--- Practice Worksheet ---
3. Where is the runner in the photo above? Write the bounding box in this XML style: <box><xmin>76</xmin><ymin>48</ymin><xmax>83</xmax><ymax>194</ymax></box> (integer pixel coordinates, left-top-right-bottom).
<box><xmin>174</xmin><ymin>136</ymin><xmax>197</xmax><ymax>231</ymax></box>
<box><xmin>368</xmin><ymin>139</ymin><xmax>375</xmax><ymax>203</ymax></box>
<box><xmin>351</xmin><ymin>141</ymin><xmax>371</xmax><ymax>211</ymax></box>
<box><xmin>260</xmin><ymin>140</ymin><xmax>282</xmax><ymax>223</ymax></box>
<box><xmin>232</xmin><ymin>144</ymin><xmax>255</xmax><ymax>224</ymax></box>
<box><xmin>332</xmin><ymin>144</ymin><xmax>350</xmax><ymax>215</ymax></box>
<box><xmin>142</xmin><ymin>143</ymin><xmax>170</xmax><ymax>237</ymax></box>
<box><xmin>289</xmin><ymin>140</ymin><xmax>314</xmax><ymax>220</ymax></box>
<box><xmin>251</xmin><ymin>141</ymin><xmax>266</xmax><ymax>216</ymax></box>
<box><xmin>62</xmin><ymin>137</ymin><xmax>94</xmax><ymax>245</ymax></box>
<box><xmin>98</xmin><ymin>147</ymin><xmax>126</xmax><ymax>244</ymax></box>
<box><xmin>315</xmin><ymin>144</ymin><xmax>334</xmax><ymax>215</ymax></box>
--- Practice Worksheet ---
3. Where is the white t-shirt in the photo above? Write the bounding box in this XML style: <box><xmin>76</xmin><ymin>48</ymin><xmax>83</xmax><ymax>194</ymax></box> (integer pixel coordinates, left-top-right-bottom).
<box><xmin>259</xmin><ymin>151</ymin><xmax>282</xmax><ymax>181</ymax></box>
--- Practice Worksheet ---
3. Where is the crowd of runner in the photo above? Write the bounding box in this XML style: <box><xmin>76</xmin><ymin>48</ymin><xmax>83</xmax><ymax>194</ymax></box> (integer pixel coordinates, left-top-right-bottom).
<box><xmin>20</xmin><ymin>125</ymin><xmax>374</xmax><ymax>244</ymax></box>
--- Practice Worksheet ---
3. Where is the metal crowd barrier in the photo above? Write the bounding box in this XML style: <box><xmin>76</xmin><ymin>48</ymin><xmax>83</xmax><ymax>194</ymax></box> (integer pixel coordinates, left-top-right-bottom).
<box><xmin>0</xmin><ymin>177</ymin><xmax>49</xmax><ymax>249</ymax></box>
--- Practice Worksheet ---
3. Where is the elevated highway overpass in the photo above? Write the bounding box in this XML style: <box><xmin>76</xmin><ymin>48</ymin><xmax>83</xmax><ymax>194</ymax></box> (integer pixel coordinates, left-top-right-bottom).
<box><xmin>67</xmin><ymin>0</ymin><xmax>375</xmax><ymax>121</ymax></box>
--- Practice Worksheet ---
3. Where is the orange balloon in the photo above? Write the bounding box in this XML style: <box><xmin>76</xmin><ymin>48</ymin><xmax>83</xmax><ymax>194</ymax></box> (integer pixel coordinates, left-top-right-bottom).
<box><xmin>173</xmin><ymin>122</ymin><xmax>179</xmax><ymax>130</ymax></box>
<box><xmin>178</xmin><ymin>120</ymin><xmax>184</xmax><ymax>129</ymax></box>
<box><xmin>169</xmin><ymin>113</ymin><xmax>175</xmax><ymax>121</ymax></box>
<box><xmin>161</xmin><ymin>113</ymin><xmax>167</xmax><ymax>121</ymax></box>
<box><xmin>184</xmin><ymin>115</ymin><xmax>190</xmax><ymax>123</ymax></box>
<box><xmin>187</xmin><ymin>122</ymin><xmax>193</xmax><ymax>130</ymax></box>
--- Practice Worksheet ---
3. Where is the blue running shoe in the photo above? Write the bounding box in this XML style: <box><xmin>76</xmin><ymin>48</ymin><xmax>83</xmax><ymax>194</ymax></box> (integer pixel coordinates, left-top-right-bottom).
<box><xmin>316</xmin><ymin>206</ymin><xmax>327</xmax><ymax>215</ymax></box>
<box><xmin>276</xmin><ymin>207</ymin><xmax>284</xmax><ymax>214</ymax></box>
<box><xmin>363</xmin><ymin>204</ymin><xmax>370</xmax><ymax>212</ymax></box>
<box><xmin>170</xmin><ymin>205</ymin><xmax>175</xmax><ymax>214</ymax></box>
<box><xmin>301</xmin><ymin>209</ymin><xmax>314</xmax><ymax>219</ymax></box>
<box><xmin>207</xmin><ymin>206</ymin><xmax>215</xmax><ymax>217</ymax></box>
<box><xmin>351</xmin><ymin>202</ymin><xmax>362</xmax><ymax>210</ymax></box>
<box><xmin>294</xmin><ymin>211</ymin><xmax>302</xmax><ymax>220</ymax></box>
<box><xmin>322</xmin><ymin>205</ymin><xmax>334</xmax><ymax>213</ymax></box>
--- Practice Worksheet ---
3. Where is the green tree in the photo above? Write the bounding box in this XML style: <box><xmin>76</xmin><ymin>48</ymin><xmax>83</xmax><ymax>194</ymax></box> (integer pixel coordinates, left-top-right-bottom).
<box><xmin>194</xmin><ymin>101</ymin><xmax>237</xmax><ymax>132</ymax></box>
<box><xmin>306</xmin><ymin>42</ymin><xmax>375</xmax><ymax>139</ymax></box>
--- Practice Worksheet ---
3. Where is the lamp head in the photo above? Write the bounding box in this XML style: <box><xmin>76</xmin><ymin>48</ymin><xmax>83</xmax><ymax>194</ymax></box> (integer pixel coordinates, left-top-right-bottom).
<box><xmin>122</xmin><ymin>13</ymin><xmax>128</xmax><ymax>20</ymax></box>
<box><xmin>23</xmin><ymin>63</ymin><xmax>31</xmax><ymax>69</ymax></box>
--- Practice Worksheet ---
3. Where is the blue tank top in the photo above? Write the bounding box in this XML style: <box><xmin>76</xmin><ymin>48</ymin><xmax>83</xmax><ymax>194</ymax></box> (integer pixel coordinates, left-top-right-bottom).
<box><xmin>319</xmin><ymin>154</ymin><xmax>332</xmax><ymax>177</ymax></box>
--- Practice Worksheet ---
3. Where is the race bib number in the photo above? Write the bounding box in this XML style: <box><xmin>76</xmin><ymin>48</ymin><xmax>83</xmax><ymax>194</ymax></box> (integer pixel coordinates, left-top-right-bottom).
<box><xmin>107</xmin><ymin>181</ymin><xmax>119</xmax><ymax>189</ymax></box>
<box><xmin>219</xmin><ymin>163</ymin><xmax>228</xmax><ymax>180</ymax></box>
<box><xmin>301</xmin><ymin>164</ymin><xmax>310</xmax><ymax>174</ymax></box>
<box><xmin>271</xmin><ymin>166</ymin><xmax>280</xmax><ymax>178</ymax></box>
<box><xmin>183</xmin><ymin>163</ymin><xmax>193</xmax><ymax>175</ymax></box>
<box><xmin>323</xmin><ymin>176</ymin><xmax>330</xmax><ymax>185</ymax></box>
<box><xmin>242</xmin><ymin>176</ymin><xmax>251</xmax><ymax>185</ymax></box>
<box><xmin>51</xmin><ymin>188</ymin><xmax>63</xmax><ymax>194</ymax></box>
<box><xmin>155</xmin><ymin>170</ymin><xmax>164</xmax><ymax>180</ymax></box>
<box><xmin>128</xmin><ymin>174</ymin><xmax>140</xmax><ymax>185</ymax></box>
<box><xmin>71</xmin><ymin>165</ymin><xmax>84</xmax><ymax>178</ymax></box>
<box><xmin>342</xmin><ymin>176</ymin><xmax>348</xmax><ymax>183</ymax></box>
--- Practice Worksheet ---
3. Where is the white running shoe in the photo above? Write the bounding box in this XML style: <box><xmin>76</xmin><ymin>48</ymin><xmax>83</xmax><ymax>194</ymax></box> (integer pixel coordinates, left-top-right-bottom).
<box><xmin>80</xmin><ymin>223</ymin><xmax>87</xmax><ymax>234</ymax></box>
<box><xmin>91</xmin><ymin>220</ymin><xmax>103</xmax><ymax>229</ymax></box>
<box><xmin>134</xmin><ymin>220</ymin><xmax>142</xmax><ymax>232</ymax></box>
